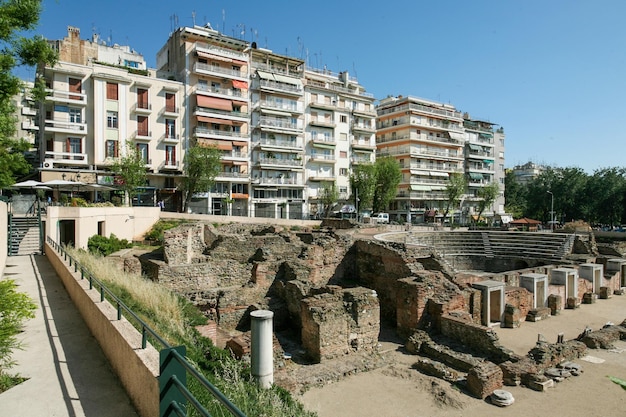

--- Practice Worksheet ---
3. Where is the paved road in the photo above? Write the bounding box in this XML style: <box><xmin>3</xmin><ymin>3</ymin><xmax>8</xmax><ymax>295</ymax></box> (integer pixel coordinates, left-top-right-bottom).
<box><xmin>0</xmin><ymin>254</ymin><xmax>139</xmax><ymax>417</ymax></box>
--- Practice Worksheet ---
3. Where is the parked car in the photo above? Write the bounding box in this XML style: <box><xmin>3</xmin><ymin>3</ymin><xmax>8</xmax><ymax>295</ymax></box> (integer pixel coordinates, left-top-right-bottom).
<box><xmin>372</xmin><ymin>213</ymin><xmax>389</xmax><ymax>224</ymax></box>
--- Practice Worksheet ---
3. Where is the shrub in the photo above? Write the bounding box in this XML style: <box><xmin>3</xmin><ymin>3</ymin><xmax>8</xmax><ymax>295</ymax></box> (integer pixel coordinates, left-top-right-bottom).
<box><xmin>71</xmin><ymin>197</ymin><xmax>88</xmax><ymax>207</ymax></box>
<box><xmin>144</xmin><ymin>219</ymin><xmax>186</xmax><ymax>245</ymax></box>
<box><xmin>0</xmin><ymin>279</ymin><xmax>36</xmax><ymax>391</ymax></box>
<box><xmin>87</xmin><ymin>234</ymin><xmax>132</xmax><ymax>256</ymax></box>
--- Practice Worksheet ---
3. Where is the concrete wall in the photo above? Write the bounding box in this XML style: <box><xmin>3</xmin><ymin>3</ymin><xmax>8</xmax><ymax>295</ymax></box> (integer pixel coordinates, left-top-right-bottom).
<box><xmin>0</xmin><ymin>201</ymin><xmax>7</xmax><ymax>277</ymax></box>
<box><xmin>45</xmin><ymin>241</ymin><xmax>159</xmax><ymax>417</ymax></box>
<box><xmin>160</xmin><ymin>211</ymin><xmax>322</xmax><ymax>228</ymax></box>
<box><xmin>46</xmin><ymin>206</ymin><xmax>161</xmax><ymax>249</ymax></box>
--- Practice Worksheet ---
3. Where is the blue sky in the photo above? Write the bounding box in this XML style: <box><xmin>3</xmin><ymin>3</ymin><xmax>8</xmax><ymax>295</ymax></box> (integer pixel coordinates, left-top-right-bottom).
<box><xmin>23</xmin><ymin>0</ymin><xmax>626</xmax><ymax>173</ymax></box>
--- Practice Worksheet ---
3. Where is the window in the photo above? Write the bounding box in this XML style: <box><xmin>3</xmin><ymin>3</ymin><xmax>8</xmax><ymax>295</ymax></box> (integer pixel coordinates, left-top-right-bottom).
<box><xmin>340</xmin><ymin>133</ymin><xmax>348</xmax><ymax>141</ymax></box>
<box><xmin>107</xmin><ymin>111</ymin><xmax>118</xmax><ymax>128</ymax></box>
<box><xmin>66</xmin><ymin>137</ymin><xmax>81</xmax><ymax>154</ymax></box>
<box><xmin>69</xmin><ymin>108</ymin><xmax>81</xmax><ymax>123</ymax></box>
<box><xmin>165</xmin><ymin>93</ymin><xmax>176</xmax><ymax>112</ymax></box>
<box><xmin>339</xmin><ymin>186</ymin><xmax>348</xmax><ymax>194</ymax></box>
<box><xmin>137</xmin><ymin>116</ymin><xmax>149</xmax><ymax>136</ymax></box>
<box><xmin>339</xmin><ymin>151</ymin><xmax>347</xmax><ymax>158</ymax></box>
<box><xmin>165</xmin><ymin>119</ymin><xmax>176</xmax><ymax>138</ymax></box>
<box><xmin>69</xmin><ymin>78</ymin><xmax>82</xmax><ymax>100</ymax></box>
<box><xmin>339</xmin><ymin>168</ymin><xmax>348</xmax><ymax>176</ymax></box>
<box><xmin>136</xmin><ymin>143</ymin><xmax>148</xmax><ymax>163</ymax></box>
<box><xmin>106</xmin><ymin>140</ymin><xmax>119</xmax><ymax>158</ymax></box>
<box><xmin>165</xmin><ymin>145</ymin><xmax>176</xmax><ymax>165</ymax></box>
<box><xmin>137</xmin><ymin>88</ymin><xmax>149</xmax><ymax>109</ymax></box>
<box><xmin>106</xmin><ymin>82</ymin><xmax>118</xmax><ymax>100</ymax></box>
<box><xmin>340</xmin><ymin>115</ymin><xmax>347</xmax><ymax>123</ymax></box>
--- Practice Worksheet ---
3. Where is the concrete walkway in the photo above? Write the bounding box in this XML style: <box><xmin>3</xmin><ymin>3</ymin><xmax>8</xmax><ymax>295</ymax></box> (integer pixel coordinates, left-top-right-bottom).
<box><xmin>0</xmin><ymin>254</ymin><xmax>139</xmax><ymax>417</ymax></box>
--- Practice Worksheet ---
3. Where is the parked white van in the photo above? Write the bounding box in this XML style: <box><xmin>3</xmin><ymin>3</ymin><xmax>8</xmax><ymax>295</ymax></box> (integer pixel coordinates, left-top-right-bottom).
<box><xmin>373</xmin><ymin>213</ymin><xmax>389</xmax><ymax>224</ymax></box>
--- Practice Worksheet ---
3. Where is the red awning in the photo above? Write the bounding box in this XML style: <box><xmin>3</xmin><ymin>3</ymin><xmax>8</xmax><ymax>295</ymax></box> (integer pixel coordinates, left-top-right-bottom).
<box><xmin>198</xmin><ymin>139</ymin><xmax>232</xmax><ymax>150</ymax></box>
<box><xmin>232</xmin><ymin>80</ymin><xmax>248</xmax><ymax>89</ymax></box>
<box><xmin>196</xmin><ymin>95</ymin><xmax>233</xmax><ymax>111</ymax></box>
<box><xmin>232</xmin><ymin>141</ymin><xmax>248</xmax><ymax>147</ymax></box>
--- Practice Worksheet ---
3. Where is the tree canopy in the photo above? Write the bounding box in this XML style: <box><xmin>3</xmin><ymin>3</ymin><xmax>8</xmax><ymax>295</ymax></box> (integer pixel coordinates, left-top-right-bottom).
<box><xmin>476</xmin><ymin>182</ymin><xmax>500</xmax><ymax>222</ymax></box>
<box><xmin>349</xmin><ymin>163</ymin><xmax>376</xmax><ymax>213</ymax></box>
<box><xmin>0</xmin><ymin>0</ymin><xmax>57</xmax><ymax>188</ymax></box>
<box><xmin>180</xmin><ymin>145</ymin><xmax>222</xmax><ymax>213</ymax></box>
<box><xmin>372</xmin><ymin>157</ymin><xmax>402</xmax><ymax>213</ymax></box>
<box><xmin>442</xmin><ymin>173</ymin><xmax>467</xmax><ymax>222</ymax></box>
<box><xmin>111</xmin><ymin>141</ymin><xmax>148</xmax><ymax>206</ymax></box>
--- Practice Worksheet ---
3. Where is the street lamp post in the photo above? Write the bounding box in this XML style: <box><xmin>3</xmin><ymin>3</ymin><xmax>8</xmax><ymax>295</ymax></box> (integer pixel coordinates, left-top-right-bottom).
<box><xmin>547</xmin><ymin>190</ymin><xmax>554</xmax><ymax>231</ymax></box>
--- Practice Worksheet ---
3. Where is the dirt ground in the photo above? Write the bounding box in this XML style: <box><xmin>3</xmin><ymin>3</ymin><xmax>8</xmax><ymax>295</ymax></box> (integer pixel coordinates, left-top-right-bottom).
<box><xmin>298</xmin><ymin>292</ymin><xmax>626</xmax><ymax>417</ymax></box>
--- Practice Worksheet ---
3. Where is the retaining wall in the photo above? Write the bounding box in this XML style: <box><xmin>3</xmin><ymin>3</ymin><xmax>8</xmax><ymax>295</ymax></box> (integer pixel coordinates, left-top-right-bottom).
<box><xmin>45</xmin><ymin>241</ymin><xmax>159</xmax><ymax>417</ymax></box>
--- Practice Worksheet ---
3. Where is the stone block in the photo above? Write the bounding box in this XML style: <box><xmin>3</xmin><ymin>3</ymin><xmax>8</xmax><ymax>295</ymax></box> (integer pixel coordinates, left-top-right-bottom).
<box><xmin>466</xmin><ymin>362</ymin><xmax>503</xmax><ymax>399</ymax></box>
<box><xmin>566</xmin><ymin>297</ymin><xmax>579</xmax><ymax>309</ymax></box>
<box><xmin>503</xmin><ymin>304</ymin><xmax>522</xmax><ymax>328</ymax></box>
<box><xmin>526</xmin><ymin>307</ymin><xmax>551</xmax><ymax>322</ymax></box>
<box><xmin>548</xmin><ymin>294</ymin><xmax>561</xmax><ymax>316</ymax></box>
<box><xmin>527</xmin><ymin>375</ymin><xmax>555</xmax><ymax>391</ymax></box>
<box><xmin>599</xmin><ymin>286</ymin><xmax>612</xmax><ymax>299</ymax></box>
<box><xmin>582</xmin><ymin>292</ymin><xmax>596</xmax><ymax>304</ymax></box>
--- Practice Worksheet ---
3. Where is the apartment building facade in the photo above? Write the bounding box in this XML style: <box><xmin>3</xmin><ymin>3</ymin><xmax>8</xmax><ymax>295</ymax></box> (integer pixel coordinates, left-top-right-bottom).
<box><xmin>375</xmin><ymin>96</ymin><xmax>505</xmax><ymax>223</ymax></box>
<box><xmin>38</xmin><ymin>27</ymin><xmax>185</xmax><ymax>209</ymax></box>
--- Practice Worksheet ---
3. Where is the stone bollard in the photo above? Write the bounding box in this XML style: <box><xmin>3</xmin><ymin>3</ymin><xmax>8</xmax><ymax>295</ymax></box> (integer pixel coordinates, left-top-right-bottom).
<box><xmin>251</xmin><ymin>310</ymin><xmax>274</xmax><ymax>389</ymax></box>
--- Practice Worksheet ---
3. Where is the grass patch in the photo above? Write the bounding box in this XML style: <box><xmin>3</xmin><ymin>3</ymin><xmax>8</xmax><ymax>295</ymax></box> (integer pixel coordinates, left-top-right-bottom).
<box><xmin>67</xmin><ymin>247</ymin><xmax>316</xmax><ymax>417</ymax></box>
<box><xmin>0</xmin><ymin>373</ymin><xmax>27</xmax><ymax>393</ymax></box>
<box><xmin>144</xmin><ymin>219</ymin><xmax>189</xmax><ymax>245</ymax></box>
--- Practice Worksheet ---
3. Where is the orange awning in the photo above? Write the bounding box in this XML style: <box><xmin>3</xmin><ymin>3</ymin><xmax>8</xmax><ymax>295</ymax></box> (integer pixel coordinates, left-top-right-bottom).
<box><xmin>232</xmin><ymin>80</ymin><xmax>248</xmax><ymax>89</ymax></box>
<box><xmin>232</xmin><ymin>141</ymin><xmax>248</xmax><ymax>147</ymax></box>
<box><xmin>198</xmin><ymin>139</ymin><xmax>232</xmax><ymax>150</ymax></box>
<box><xmin>196</xmin><ymin>95</ymin><xmax>233</xmax><ymax>111</ymax></box>
<box><xmin>196</xmin><ymin>116</ymin><xmax>233</xmax><ymax>125</ymax></box>
<box><xmin>197</xmin><ymin>51</ymin><xmax>232</xmax><ymax>62</ymax></box>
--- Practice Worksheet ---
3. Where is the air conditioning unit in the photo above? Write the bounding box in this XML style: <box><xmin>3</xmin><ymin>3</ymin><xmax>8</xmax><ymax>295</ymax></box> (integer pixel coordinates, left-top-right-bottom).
<box><xmin>43</xmin><ymin>159</ymin><xmax>55</xmax><ymax>169</ymax></box>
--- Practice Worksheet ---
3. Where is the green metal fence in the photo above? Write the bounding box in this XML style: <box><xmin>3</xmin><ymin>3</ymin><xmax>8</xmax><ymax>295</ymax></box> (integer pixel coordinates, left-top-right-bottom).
<box><xmin>46</xmin><ymin>236</ymin><xmax>247</xmax><ymax>417</ymax></box>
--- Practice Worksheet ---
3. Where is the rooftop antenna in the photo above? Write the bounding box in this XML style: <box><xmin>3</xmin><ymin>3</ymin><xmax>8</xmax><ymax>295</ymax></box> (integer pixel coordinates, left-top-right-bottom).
<box><xmin>297</xmin><ymin>37</ymin><xmax>304</xmax><ymax>59</ymax></box>
<box><xmin>222</xmin><ymin>9</ymin><xmax>226</xmax><ymax>33</ymax></box>
<box><xmin>264</xmin><ymin>36</ymin><xmax>268</xmax><ymax>48</ymax></box>
<box><xmin>353</xmin><ymin>61</ymin><xmax>358</xmax><ymax>78</ymax></box>
<box><xmin>192</xmin><ymin>11</ymin><xmax>196</xmax><ymax>27</ymax></box>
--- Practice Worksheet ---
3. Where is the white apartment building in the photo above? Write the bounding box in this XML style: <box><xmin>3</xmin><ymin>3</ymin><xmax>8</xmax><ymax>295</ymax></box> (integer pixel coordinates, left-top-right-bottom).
<box><xmin>157</xmin><ymin>24</ymin><xmax>250</xmax><ymax>216</ymax></box>
<box><xmin>38</xmin><ymin>27</ymin><xmax>185</xmax><ymax>209</ymax></box>
<box><xmin>11</xmin><ymin>81</ymin><xmax>39</xmax><ymax>164</ymax></box>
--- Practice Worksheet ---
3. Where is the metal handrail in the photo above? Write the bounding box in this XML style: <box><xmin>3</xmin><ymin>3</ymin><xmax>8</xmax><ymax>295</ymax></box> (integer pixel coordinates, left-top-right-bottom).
<box><xmin>45</xmin><ymin>236</ymin><xmax>246</xmax><ymax>417</ymax></box>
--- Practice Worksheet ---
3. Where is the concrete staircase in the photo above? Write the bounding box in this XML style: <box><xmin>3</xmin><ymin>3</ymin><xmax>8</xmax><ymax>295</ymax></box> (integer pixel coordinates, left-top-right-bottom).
<box><xmin>9</xmin><ymin>215</ymin><xmax>41</xmax><ymax>256</ymax></box>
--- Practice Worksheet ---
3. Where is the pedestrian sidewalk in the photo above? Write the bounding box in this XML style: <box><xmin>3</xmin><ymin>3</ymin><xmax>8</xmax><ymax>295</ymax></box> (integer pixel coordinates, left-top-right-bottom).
<box><xmin>0</xmin><ymin>254</ymin><xmax>139</xmax><ymax>417</ymax></box>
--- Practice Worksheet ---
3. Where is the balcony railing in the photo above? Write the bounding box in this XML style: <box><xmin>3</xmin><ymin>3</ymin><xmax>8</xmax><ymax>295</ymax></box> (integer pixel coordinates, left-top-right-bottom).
<box><xmin>258</xmin><ymin>117</ymin><xmax>301</xmax><ymax>131</ymax></box>
<box><xmin>160</xmin><ymin>160</ymin><xmax>180</xmax><ymax>170</ymax></box>
<box><xmin>377</xmin><ymin>101</ymin><xmax>463</xmax><ymax>120</ymax></box>
<box><xmin>44</xmin><ymin>119</ymin><xmax>88</xmax><ymax>134</ymax></box>
<box><xmin>351</xmin><ymin>139</ymin><xmax>375</xmax><ymax>149</ymax></box>
<box><xmin>194</xmin><ymin>106</ymin><xmax>249</xmax><ymax>119</ymax></box>
<box><xmin>254</xmin><ymin>177</ymin><xmax>302</xmax><ymax>186</ymax></box>
<box><xmin>195</xmin><ymin>42</ymin><xmax>248</xmax><ymax>61</ymax></box>
<box><xmin>131</xmin><ymin>102</ymin><xmax>152</xmax><ymax>113</ymax></box>
<box><xmin>257</xmin><ymin>138</ymin><xmax>303</xmax><ymax>149</ymax></box>
<box><xmin>311</xmin><ymin>136</ymin><xmax>337</xmax><ymax>145</ymax></box>
<box><xmin>196</xmin><ymin>84</ymin><xmax>248</xmax><ymax>100</ymax></box>
<box><xmin>45</xmin><ymin>89</ymin><xmax>87</xmax><ymax>104</ymax></box>
<box><xmin>132</xmin><ymin>130</ymin><xmax>152</xmax><ymax>140</ymax></box>
<box><xmin>259</xmin><ymin>79</ymin><xmax>303</xmax><ymax>95</ymax></box>
<box><xmin>160</xmin><ymin>106</ymin><xmax>179</xmax><ymax>116</ymax></box>
<box><xmin>216</xmin><ymin>171</ymin><xmax>249</xmax><ymax>179</ymax></box>
<box><xmin>258</xmin><ymin>100</ymin><xmax>302</xmax><ymax>113</ymax></box>
<box><xmin>410</xmin><ymin>163</ymin><xmax>463</xmax><ymax>172</ymax></box>
<box><xmin>194</xmin><ymin>126</ymin><xmax>248</xmax><ymax>140</ymax></box>
<box><xmin>223</xmin><ymin>151</ymin><xmax>248</xmax><ymax>159</ymax></box>
<box><xmin>193</xmin><ymin>62</ymin><xmax>245</xmax><ymax>79</ymax></box>
<box><xmin>310</xmin><ymin>153</ymin><xmax>335</xmax><ymax>161</ymax></box>
<box><xmin>162</xmin><ymin>133</ymin><xmax>179</xmax><ymax>143</ymax></box>
<box><xmin>44</xmin><ymin>151</ymin><xmax>88</xmax><ymax>163</ymax></box>
<box><xmin>257</xmin><ymin>157</ymin><xmax>303</xmax><ymax>167</ymax></box>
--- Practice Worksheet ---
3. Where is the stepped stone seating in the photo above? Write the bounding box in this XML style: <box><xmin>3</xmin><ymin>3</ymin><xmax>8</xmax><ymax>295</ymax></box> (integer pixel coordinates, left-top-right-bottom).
<box><xmin>407</xmin><ymin>231</ymin><xmax>573</xmax><ymax>261</ymax></box>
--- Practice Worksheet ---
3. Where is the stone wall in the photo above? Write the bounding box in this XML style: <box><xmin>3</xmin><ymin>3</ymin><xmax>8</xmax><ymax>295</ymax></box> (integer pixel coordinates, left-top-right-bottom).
<box><xmin>439</xmin><ymin>314</ymin><xmax>513</xmax><ymax>364</ymax></box>
<box><xmin>300</xmin><ymin>286</ymin><xmax>380</xmax><ymax>362</ymax></box>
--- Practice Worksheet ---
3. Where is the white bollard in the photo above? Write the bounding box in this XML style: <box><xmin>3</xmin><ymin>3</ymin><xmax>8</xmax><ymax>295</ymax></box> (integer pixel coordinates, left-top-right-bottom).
<box><xmin>250</xmin><ymin>310</ymin><xmax>274</xmax><ymax>388</ymax></box>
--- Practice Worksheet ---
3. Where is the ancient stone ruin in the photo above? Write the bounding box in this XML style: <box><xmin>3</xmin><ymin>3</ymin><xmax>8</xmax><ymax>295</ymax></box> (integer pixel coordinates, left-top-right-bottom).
<box><xmin>132</xmin><ymin>222</ymin><xmax>626</xmax><ymax>399</ymax></box>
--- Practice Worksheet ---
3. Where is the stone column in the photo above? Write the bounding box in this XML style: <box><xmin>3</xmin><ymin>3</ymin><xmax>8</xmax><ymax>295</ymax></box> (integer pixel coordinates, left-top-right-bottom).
<box><xmin>250</xmin><ymin>310</ymin><xmax>274</xmax><ymax>388</ymax></box>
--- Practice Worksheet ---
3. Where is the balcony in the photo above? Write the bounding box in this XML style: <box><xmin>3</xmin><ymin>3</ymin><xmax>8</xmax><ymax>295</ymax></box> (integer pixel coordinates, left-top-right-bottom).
<box><xmin>21</xmin><ymin>120</ymin><xmax>38</xmax><ymax>131</ymax></box>
<box><xmin>160</xmin><ymin>160</ymin><xmax>180</xmax><ymax>170</ymax></box>
<box><xmin>257</xmin><ymin>157</ymin><xmax>303</xmax><ymax>168</ymax></box>
<box><xmin>257</xmin><ymin>138</ymin><xmax>303</xmax><ymax>150</ymax></box>
<box><xmin>311</xmin><ymin>136</ymin><xmax>337</xmax><ymax>146</ymax></box>
<box><xmin>351</xmin><ymin>139</ymin><xmax>375</xmax><ymax>150</ymax></box>
<box><xmin>253</xmin><ymin>176</ymin><xmax>303</xmax><ymax>186</ymax></box>
<box><xmin>131</xmin><ymin>102</ymin><xmax>152</xmax><ymax>114</ymax></box>
<box><xmin>352</xmin><ymin>123</ymin><xmax>375</xmax><ymax>133</ymax></box>
<box><xmin>159</xmin><ymin>106</ymin><xmax>179</xmax><ymax>117</ymax></box>
<box><xmin>194</xmin><ymin>126</ymin><xmax>249</xmax><ymax>140</ymax></box>
<box><xmin>44</xmin><ymin>119</ymin><xmax>87</xmax><ymax>135</ymax></box>
<box><xmin>193</xmin><ymin>62</ymin><xmax>246</xmax><ymax>80</ymax></box>
<box><xmin>258</xmin><ymin>100</ymin><xmax>303</xmax><ymax>114</ymax></box>
<box><xmin>309</xmin><ymin>118</ymin><xmax>336</xmax><ymax>128</ymax></box>
<box><xmin>259</xmin><ymin>79</ymin><xmax>303</xmax><ymax>96</ymax></box>
<box><xmin>195</xmin><ymin>42</ymin><xmax>248</xmax><ymax>62</ymax></box>
<box><xmin>377</xmin><ymin>102</ymin><xmax>463</xmax><ymax>120</ymax></box>
<box><xmin>162</xmin><ymin>133</ymin><xmax>180</xmax><ymax>144</ymax></box>
<box><xmin>21</xmin><ymin>106</ymin><xmax>37</xmax><ymax>116</ymax></box>
<box><xmin>307</xmin><ymin>175</ymin><xmax>335</xmax><ymax>182</ymax></box>
<box><xmin>194</xmin><ymin>106</ymin><xmax>249</xmax><ymax>122</ymax></box>
<box><xmin>309</xmin><ymin>153</ymin><xmax>336</xmax><ymax>163</ymax></box>
<box><xmin>45</xmin><ymin>89</ymin><xmax>87</xmax><ymax>105</ymax></box>
<box><xmin>258</xmin><ymin>117</ymin><xmax>302</xmax><ymax>132</ymax></box>
<box><xmin>352</xmin><ymin>106</ymin><xmax>376</xmax><ymax>117</ymax></box>
<box><xmin>410</xmin><ymin>163</ymin><xmax>463</xmax><ymax>173</ymax></box>
<box><xmin>44</xmin><ymin>151</ymin><xmax>88</xmax><ymax>166</ymax></box>
<box><xmin>309</xmin><ymin>100</ymin><xmax>336</xmax><ymax>111</ymax></box>
<box><xmin>351</xmin><ymin>156</ymin><xmax>372</xmax><ymax>165</ymax></box>
<box><xmin>196</xmin><ymin>84</ymin><xmax>248</xmax><ymax>101</ymax></box>
<box><xmin>215</xmin><ymin>171</ymin><xmax>250</xmax><ymax>181</ymax></box>
<box><xmin>132</xmin><ymin>130</ymin><xmax>152</xmax><ymax>141</ymax></box>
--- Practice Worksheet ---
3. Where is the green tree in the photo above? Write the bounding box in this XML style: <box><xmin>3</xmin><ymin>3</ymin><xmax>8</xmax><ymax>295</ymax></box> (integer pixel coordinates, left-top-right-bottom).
<box><xmin>476</xmin><ymin>182</ymin><xmax>500</xmax><ymax>224</ymax></box>
<box><xmin>504</xmin><ymin>169</ymin><xmax>527</xmax><ymax>218</ymax></box>
<box><xmin>349</xmin><ymin>163</ymin><xmax>376</xmax><ymax>213</ymax></box>
<box><xmin>0</xmin><ymin>279</ymin><xmax>36</xmax><ymax>380</ymax></box>
<box><xmin>180</xmin><ymin>145</ymin><xmax>221</xmax><ymax>213</ymax></box>
<box><xmin>0</xmin><ymin>0</ymin><xmax>57</xmax><ymax>188</ymax></box>
<box><xmin>586</xmin><ymin>167</ymin><xmax>626</xmax><ymax>226</ymax></box>
<box><xmin>442</xmin><ymin>173</ymin><xmax>467</xmax><ymax>223</ymax></box>
<box><xmin>372</xmin><ymin>156</ymin><xmax>402</xmax><ymax>213</ymax></box>
<box><xmin>319</xmin><ymin>181</ymin><xmax>339</xmax><ymax>218</ymax></box>
<box><xmin>111</xmin><ymin>141</ymin><xmax>147</xmax><ymax>206</ymax></box>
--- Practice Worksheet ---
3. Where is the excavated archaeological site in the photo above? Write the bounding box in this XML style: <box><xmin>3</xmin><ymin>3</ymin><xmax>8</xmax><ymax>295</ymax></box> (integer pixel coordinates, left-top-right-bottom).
<box><xmin>123</xmin><ymin>220</ymin><xmax>626</xmax><ymax>401</ymax></box>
